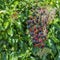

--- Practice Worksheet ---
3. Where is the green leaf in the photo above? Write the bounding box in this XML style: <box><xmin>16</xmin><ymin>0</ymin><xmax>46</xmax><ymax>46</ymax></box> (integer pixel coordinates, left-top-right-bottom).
<box><xmin>7</xmin><ymin>28</ymin><xmax>13</xmax><ymax>36</ymax></box>
<box><xmin>54</xmin><ymin>51</ymin><xmax>60</xmax><ymax>60</ymax></box>
<box><xmin>3</xmin><ymin>21</ymin><xmax>9</xmax><ymax>29</ymax></box>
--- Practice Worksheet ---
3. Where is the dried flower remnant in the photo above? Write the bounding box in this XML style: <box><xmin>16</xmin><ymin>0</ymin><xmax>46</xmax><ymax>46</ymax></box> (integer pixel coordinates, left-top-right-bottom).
<box><xmin>27</xmin><ymin>7</ymin><xmax>56</xmax><ymax>48</ymax></box>
<box><xmin>10</xmin><ymin>11</ymin><xmax>19</xmax><ymax>20</ymax></box>
<box><xmin>48</xmin><ymin>8</ymin><xmax>56</xmax><ymax>24</ymax></box>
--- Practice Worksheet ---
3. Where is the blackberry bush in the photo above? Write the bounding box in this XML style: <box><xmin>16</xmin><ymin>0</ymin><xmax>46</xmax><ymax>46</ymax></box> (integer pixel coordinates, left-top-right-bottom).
<box><xmin>0</xmin><ymin>0</ymin><xmax>60</xmax><ymax>60</ymax></box>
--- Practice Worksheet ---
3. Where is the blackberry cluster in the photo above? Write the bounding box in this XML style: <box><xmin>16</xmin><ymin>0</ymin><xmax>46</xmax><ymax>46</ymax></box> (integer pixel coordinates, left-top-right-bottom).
<box><xmin>27</xmin><ymin>7</ymin><xmax>55</xmax><ymax>48</ymax></box>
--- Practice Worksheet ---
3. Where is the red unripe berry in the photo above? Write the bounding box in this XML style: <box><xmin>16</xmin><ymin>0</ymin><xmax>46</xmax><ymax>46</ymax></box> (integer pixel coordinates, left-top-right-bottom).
<box><xmin>41</xmin><ymin>43</ymin><xmax>45</xmax><ymax>48</ymax></box>
<box><xmin>39</xmin><ymin>39</ymin><xmax>43</xmax><ymax>43</ymax></box>
<box><xmin>34</xmin><ymin>28</ymin><xmax>36</xmax><ymax>31</ymax></box>
<box><xmin>34</xmin><ymin>37</ymin><xmax>38</xmax><ymax>40</ymax></box>
<box><xmin>46</xmin><ymin>30</ymin><xmax>48</xmax><ymax>33</ymax></box>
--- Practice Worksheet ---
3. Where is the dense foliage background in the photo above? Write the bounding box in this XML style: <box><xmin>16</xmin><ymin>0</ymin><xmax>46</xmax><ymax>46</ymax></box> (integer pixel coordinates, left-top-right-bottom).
<box><xmin>0</xmin><ymin>0</ymin><xmax>60</xmax><ymax>60</ymax></box>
